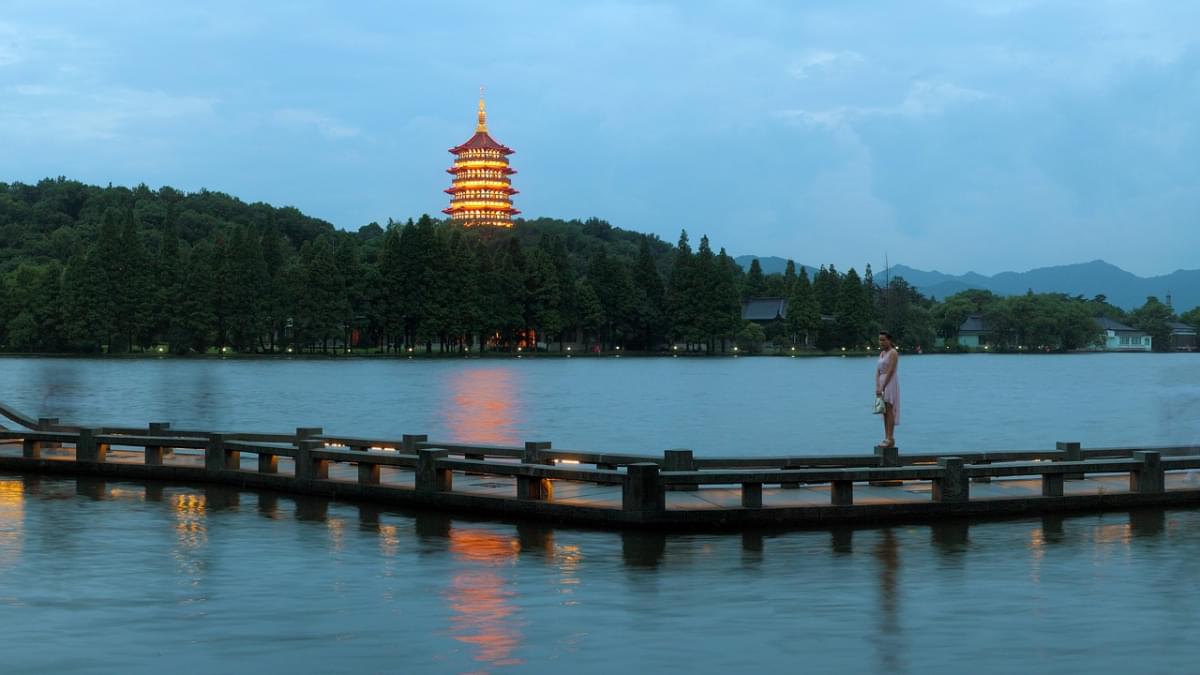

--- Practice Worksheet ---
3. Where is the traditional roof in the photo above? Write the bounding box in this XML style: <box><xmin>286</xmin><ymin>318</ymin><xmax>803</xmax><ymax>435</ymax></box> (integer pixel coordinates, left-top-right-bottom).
<box><xmin>449</xmin><ymin>131</ymin><xmax>514</xmax><ymax>155</ymax></box>
<box><xmin>742</xmin><ymin>297</ymin><xmax>787</xmax><ymax>322</ymax></box>
<box><xmin>1095</xmin><ymin>316</ymin><xmax>1143</xmax><ymax>333</ymax></box>
<box><xmin>1168</xmin><ymin>321</ymin><xmax>1198</xmax><ymax>335</ymax></box>
<box><xmin>959</xmin><ymin>314</ymin><xmax>988</xmax><ymax>334</ymax></box>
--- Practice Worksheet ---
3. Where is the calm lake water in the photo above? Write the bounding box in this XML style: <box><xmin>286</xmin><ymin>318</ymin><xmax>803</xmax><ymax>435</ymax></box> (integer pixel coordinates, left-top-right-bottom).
<box><xmin>1</xmin><ymin>354</ymin><xmax>1199</xmax><ymax>674</ymax></box>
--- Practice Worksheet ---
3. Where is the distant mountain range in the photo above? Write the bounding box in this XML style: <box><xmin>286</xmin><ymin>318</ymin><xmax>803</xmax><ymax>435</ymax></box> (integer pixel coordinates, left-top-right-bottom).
<box><xmin>734</xmin><ymin>256</ymin><xmax>1200</xmax><ymax>311</ymax></box>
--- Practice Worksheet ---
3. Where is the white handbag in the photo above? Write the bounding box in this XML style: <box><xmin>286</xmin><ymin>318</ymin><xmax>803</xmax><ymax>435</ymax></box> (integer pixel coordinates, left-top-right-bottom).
<box><xmin>873</xmin><ymin>395</ymin><xmax>886</xmax><ymax>415</ymax></box>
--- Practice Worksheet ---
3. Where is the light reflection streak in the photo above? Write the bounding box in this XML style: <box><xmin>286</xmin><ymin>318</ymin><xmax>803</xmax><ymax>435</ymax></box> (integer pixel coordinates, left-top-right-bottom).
<box><xmin>0</xmin><ymin>480</ymin><xmax>24</xmax><ymax>570</ymax></box>
<box><xmin>442</xmin><ymin>369</ymin><xmax>519</xmax><ymax>446</ymax></box>
<box><xmin>447</xmin><ymin>528</ymin><xmax>524</xmax><ymax>668</ymax></box>
<box><xmin>554</xmin><ymin>544</ymin><xmax>583</xmax><ymax>606</ymax></box>
<box><xmin>173</xmin><ymin>493</ymin><xmax>208</xmax><ymax>585</ymax></box>
<box><xmin>327</xmin><ymin>517</ymin><xmax>346</xmax><ymax>552</ymax></box>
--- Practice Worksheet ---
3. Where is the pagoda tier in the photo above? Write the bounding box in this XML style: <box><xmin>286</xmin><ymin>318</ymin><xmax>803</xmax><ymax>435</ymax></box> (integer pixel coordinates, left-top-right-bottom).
<box><xmin>443</xmin><ymin>95</ymin><xmax>520</xmax><ymax>228</ymax></box>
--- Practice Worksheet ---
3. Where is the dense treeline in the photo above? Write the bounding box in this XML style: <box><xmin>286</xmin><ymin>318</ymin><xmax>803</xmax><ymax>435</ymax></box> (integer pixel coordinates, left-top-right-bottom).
<box><xmin>0</xmin><ymin>178</ymin><xmax>1196</xmax><ymax>355</ymax></box>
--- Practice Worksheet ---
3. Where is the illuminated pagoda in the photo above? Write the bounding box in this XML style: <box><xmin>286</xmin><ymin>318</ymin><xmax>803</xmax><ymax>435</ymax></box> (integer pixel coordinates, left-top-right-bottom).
<box><xmin>443</xmin><ymin>92</ymin><xmax>520</xmax><ymax>228</ymax></box>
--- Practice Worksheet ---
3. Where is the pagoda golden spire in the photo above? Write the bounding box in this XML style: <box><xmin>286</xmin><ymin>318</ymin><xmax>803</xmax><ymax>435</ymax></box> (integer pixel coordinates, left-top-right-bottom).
<box><xmin>476</xmin><ymin>86</ymin><xmax>488</xmax><ymax>132</ymax></box>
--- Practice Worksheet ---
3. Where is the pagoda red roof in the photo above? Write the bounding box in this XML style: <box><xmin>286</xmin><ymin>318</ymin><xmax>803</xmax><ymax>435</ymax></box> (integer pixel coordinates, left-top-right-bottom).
<box><xmin>449</xmin><ymin>131</ymin><xmax>514</xmax><ymax>155</ymax></box>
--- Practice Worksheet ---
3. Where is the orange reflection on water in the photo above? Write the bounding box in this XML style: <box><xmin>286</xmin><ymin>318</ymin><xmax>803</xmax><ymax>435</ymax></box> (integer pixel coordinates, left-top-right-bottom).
<box><xmin>447</xmin><ymin>528</ymin><xmax>524</xmax><ymax>669</ymax></box>
<box><xmin>0</xmin><ymin>480</ymin><xmax>24</xmax><ymax>570</ymax></box>
<box><xmin>173</xmin><ymin>493</ymin><xmax>207</xmax><ymax>550</ymax></box>
<box><xmin>443</xmin><ymin>369</ymin><xmax>519</xmax><ymax>446</ymax></box>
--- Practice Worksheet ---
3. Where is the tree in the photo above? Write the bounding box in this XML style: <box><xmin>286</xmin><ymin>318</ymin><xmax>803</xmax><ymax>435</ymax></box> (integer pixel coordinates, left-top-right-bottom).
<box><xmin>666</xmin><ymin>230</ymin><xmax>700</xmax><ymax>347</ymax></box>
<box><xmin>744</xmin><ymin>258</ymin><xmax>767</xmax><ymax>299</ymax></box>
<box><xmin>1129</xmin><ymin>296</ymin><xmax>1173</xmax><ymax>352</ymax></box>
<box><xmin>786</xmin><ymin>267</ymin><xmax>821</xmax><ymax>347</ymax></box>
<box><xmin>630</xmin><ymin>237</ymin><xmax>666</xmax><ymax>350</ymax></box>
<box><xmin>735</xmin><ymin>322</ymin><xmax>767</xmax><ymax>354</ymax></box>
<box><xmin>834</xmin><ymin>268</ymin><xmax>871</xmax><ymax>349</ymax></box>
<box><xmin>1181</xmin><ymin>306</ymin><xmax>1200</xmax><ymax>329</ymax></box>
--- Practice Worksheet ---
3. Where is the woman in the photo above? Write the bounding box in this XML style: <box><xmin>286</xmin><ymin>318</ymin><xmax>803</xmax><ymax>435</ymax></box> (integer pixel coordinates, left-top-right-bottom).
<box><xmin>875</xmin><ymin>331</ymin><xmax>900</xmax><ymax>447</ymax></box>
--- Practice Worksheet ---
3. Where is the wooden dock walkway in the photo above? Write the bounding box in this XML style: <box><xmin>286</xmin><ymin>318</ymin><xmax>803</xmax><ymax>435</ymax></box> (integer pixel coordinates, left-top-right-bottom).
<box><xmin>2</xmin><ymin>403</ymin><xmax>1200</xmax><ymax>529</ymax></box>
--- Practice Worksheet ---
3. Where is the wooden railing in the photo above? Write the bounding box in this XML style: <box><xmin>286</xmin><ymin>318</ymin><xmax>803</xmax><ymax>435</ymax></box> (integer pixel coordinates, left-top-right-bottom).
<box><xmin>1</xmin><ymin>403</ymin><xmax>1199</xmax><ymax>521</ymax></box>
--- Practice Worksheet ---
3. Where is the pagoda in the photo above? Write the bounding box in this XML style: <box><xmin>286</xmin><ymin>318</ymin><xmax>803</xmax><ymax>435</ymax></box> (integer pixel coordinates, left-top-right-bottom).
<box><xmin>443</xmin><ymin>93</ymin><xmax>520</xmax><ymax>228</ymax></box>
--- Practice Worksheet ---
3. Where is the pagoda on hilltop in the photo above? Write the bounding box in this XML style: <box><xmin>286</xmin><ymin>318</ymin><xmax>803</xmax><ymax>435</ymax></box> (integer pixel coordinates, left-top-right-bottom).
<box><xmin>443</xmin><ymin>92</ymin><xmax>520</xmax><ymax>228</ymax></box>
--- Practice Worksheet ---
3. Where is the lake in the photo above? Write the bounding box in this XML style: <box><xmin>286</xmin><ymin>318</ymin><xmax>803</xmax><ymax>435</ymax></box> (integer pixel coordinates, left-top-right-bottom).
<box><xmin>1</xmin><ymin>354</ymin><xmax>1199</xmax><ymax>674</ymax></box>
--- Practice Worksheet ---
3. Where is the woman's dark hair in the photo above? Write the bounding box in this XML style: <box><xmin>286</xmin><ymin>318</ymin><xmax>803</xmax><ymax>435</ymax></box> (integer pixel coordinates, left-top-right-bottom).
<box><xmin>878</xmin><ymin>331</ymin><xmax>894</xmax><ymax>342</ymax></box>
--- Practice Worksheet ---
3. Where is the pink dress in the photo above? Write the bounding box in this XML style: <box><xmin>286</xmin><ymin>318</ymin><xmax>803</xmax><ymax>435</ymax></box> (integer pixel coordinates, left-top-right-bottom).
<box><xmin>876</xmin><ymin>349</ymin><xmax>900</xmax><ymax>425</ymax></box>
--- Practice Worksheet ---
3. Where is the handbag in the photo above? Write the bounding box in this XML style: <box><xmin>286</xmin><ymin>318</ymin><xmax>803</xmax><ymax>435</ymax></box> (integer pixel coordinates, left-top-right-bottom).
<box><xmin>873</xmin><ymin>395</ymin><xmax>886</xmax><ymax>415</ymax></box>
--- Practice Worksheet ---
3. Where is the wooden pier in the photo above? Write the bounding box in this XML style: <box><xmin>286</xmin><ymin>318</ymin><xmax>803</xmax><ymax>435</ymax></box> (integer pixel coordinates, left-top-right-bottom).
<box><xmin>2</xmin><ymin>402</ymin><xmax>1200</xmax><ymax>530</ymax></box>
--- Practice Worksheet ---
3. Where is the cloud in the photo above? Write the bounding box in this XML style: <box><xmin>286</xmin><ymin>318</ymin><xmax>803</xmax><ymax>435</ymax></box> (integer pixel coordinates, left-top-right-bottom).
<box><xmin>0</xmin><ymin>85</ymin><xmax>217</xmax><ymax>142</ymax></box>
<box><xmin>788</xmin><ymin>50</ymin><xmax>864</xmax><ymax>79</ymax></box>
<box><xmin>779</xmin><ymin>79</ymin><xmax>994</xmax><ymax>128</ymax></box>
<box><xmin>273</xmin><ymin>108</ymin><xmax>361</xmax><ymax>140</ymax></box>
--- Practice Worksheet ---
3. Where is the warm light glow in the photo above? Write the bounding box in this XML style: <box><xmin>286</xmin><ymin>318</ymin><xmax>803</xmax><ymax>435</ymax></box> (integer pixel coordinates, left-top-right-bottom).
<box><xmin>447</xmin><ymin>528</ymin><xmax>524</xmax><ymax>668</ymax></box>
<box><xmin>0</xmin><ymin>479</ymin><xmax>24</xmax><ymax>571</ymax></box>
<box><xmin>443</xmin><ymin>368</ymin><xmax>519</xmax><ymax>445</ymax></box>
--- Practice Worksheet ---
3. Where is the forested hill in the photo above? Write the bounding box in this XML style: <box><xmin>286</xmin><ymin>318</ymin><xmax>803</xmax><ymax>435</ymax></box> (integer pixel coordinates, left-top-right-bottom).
<box><xmin>0</xmin><ymin>177</ymin><xmax>670</xmax><ymax>273</ymax></box>
<box><xmin>0</xmin><ymin>177</ymin><xmax>701</xmax><ymax>354</ymax></box>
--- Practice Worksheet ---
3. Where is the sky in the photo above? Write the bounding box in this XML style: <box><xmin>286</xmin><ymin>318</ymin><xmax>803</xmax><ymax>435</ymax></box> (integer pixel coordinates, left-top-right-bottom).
<box><xmin>1</xmin><ymin>0</ymin><xmax>1197</xmax><ymax>276</ymax></box>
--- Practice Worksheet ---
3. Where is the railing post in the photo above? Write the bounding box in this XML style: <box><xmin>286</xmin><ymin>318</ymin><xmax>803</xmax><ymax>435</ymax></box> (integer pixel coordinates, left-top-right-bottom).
<box><xmin>518</xmin><ymin>441</ymin><xmax>553</xmax><ymax>500</ymax></box>
<box><xmin>871</xmin><ymin>445</ymin><xmax>902</xmax><ymax>486</ymax></box>
<box><xmin>205</xmin><ymin>433</ymin><xmax>232</xmax><ymax>472</ymax></box>
<box><xmin>622</xmin><ymin>463</ymin><xmax>664</xmax><ymax>514</ymax></box>
<box><xmin>259</xmin><ymin>452</ymin><xmax>279</xmax><ymax>474</ymax></box>
<box><xmin>402</xmin><ymin>434</ymin><xmax>428</xmax><ymax>454</ymax></box>
<box><xmin>1042</xmin><ymin>472</ymin><xmax>1064</xmax><ymax>497</ymax></box>
<box><xmin>1056</xmin><ymin>441</ymin><xmax>1083</xmax><ymax>480</ymax></box>
<box><xmin>416</xmin><ymin>448</ymin><xmax>452</xmax><ymax>493</ymax></box>
<box><xmin>145</xmin><ymin>422</ymin><xmax>170</xmax><ymax>465</ymax></box>
<box><xmin>780</xmin><ymin>461</ymin><xmax>800</xmax><ymax>490</ymax></box>
<box><xmin>1130</xmin><ymin>451</ymin><xmax>1164</xmax><ymax>494</ymax></box>
<box><xmin>663</xmin><ymin>448</ymin><xmax>696</xmax><ymax>491</ymax></box>
<box><xmin>831</xmin><ymin>480</ymin><xmax>853</xmax><ymax>506</ymax></box>
<box><xmin>933</xmin><ymin>457</ymin><xmax>968</xmax><ymax>503</ymax></box>
<box><xmin>76</xmin><ymin>428</ymin><xmax>105</xmax><ymax>463</ymax></box>
<box><xmin>358</xmin><ymin>460</ymin><xmax>380</xmax><ymax>485</ymax></box>
<box><xmin>296</xmin><ymin>427</ymin><xmax>323</xmax><ymax>442</ymax></box>
<box><xmin>971</xmin><ymin>459</ymin><xmax>992</xmax><ymax>483</ymax></box>
<box><xmin>741</xmin><ymin>482</ymin><xmax>763</xmax><ymax>508</ymax></box>
<box><xmin>37</xmin><ymin>417</ymin><xmax>62</xmax><ymax>449</ymax></box>
<box><xmin>294</xmin><ymin>439</ymin><xmax>325</xmax><ymax>480</ymax></box>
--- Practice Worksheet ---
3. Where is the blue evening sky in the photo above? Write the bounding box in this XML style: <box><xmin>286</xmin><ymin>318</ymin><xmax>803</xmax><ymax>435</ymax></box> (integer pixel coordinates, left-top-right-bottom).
<box><xmin>1</xmin><ymin>1</ymin><xmax>1197</xmax><ymax>276</ymax></box>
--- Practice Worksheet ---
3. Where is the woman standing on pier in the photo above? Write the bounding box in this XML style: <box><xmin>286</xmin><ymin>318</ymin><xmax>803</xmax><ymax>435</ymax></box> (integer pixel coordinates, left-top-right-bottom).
<box><xmin>876</xmin><ymin>331</ymin><xmax>900</xmax><ymax>447</ymax></box>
